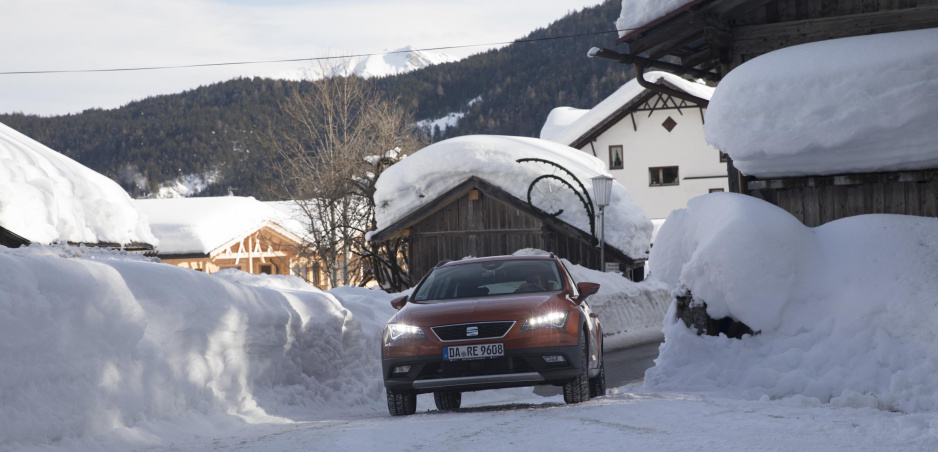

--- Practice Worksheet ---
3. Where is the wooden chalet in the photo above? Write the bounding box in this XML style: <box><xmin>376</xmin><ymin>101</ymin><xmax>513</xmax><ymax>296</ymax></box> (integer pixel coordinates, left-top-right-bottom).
<box><xmin>600</xmin><ymin>0</ymin><xmax>938</xmax><ymax>226</ymax></box>
<box><xmin>157</xmin><ymin>222</ymin><xmax>305</xmax><ymax>276</ymax></box>
<box><xmin>369</xmin><ymin>176</ymin><xmax>643</xmax><ymax>283</ymax></box>
<box><xmin>136</xmin><ymin>197</ymin><xmax>332</xmax><ymax>289</ymax></box>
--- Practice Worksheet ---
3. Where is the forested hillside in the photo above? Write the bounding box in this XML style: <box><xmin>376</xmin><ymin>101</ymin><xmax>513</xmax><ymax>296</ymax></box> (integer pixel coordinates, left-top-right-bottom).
<box><xmin>0</xmin><ymin>0</ymin><xmax>633</xmax><ymax>200</ymax></box>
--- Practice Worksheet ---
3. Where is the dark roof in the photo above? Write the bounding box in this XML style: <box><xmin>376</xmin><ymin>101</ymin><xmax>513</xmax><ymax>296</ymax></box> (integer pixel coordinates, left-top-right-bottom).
<box><xmin>616</xmin><ymin>0</ymin><xmax>938</xmax><ymax>77</ymax></box>
<box><xmin>0</xmin><ymin>226</ymin><xmax>30</xmax><ymax>248</ymax></box>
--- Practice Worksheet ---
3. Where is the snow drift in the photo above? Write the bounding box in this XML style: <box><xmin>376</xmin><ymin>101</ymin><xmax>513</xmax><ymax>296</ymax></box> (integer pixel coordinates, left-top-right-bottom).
<box><xmin>0</xmin><ymin>245</ymin><xmax>395</xmax><ymax>450</ymax></box>
<box><xmin>647</xmin><ymin>193</ymin><xmax>938</xmax><ymax>412</ymax></box>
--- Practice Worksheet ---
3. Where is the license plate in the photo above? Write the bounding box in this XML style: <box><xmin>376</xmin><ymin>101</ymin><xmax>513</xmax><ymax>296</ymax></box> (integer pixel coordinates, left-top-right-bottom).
<box><xmin>443</xmin><ymin>343</ymin><xmax>504</xmax><ymax>361</ymax></box>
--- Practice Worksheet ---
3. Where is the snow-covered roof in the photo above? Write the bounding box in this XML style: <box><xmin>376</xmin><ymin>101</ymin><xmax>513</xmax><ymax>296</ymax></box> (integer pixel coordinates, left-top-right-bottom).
<box><xmin>616</xmin><ymin>0</ymin><xmax>698</xmax><ymax>39</ymax></box>
<box><xmin>371</xmin><ymin>135</ymin><xmax>653</xmax><ymax>259</ymax></box>
<box><xmin>705</xmin><ymin>29</ymin><xmax>938</xmax><ymax>178</ymax></box>
<box><xmin>540</xmin><ymin>71</ymin><xmax>714</xmax><ymax>146</ymax></box>
<box><xmin>134</xmin><ymin>196</ymin><xmax>304</xmax><ymax>256</ymax></box>
<box><xmin>0</xmin><ymin>121</ymin><xmax>157</xmax><ymax>246</ymax></box>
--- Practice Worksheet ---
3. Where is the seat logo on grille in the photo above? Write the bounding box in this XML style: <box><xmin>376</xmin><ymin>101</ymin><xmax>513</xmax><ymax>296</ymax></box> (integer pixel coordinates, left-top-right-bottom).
<box><xmin>466</xmin><ymin>326</ymin><xmax>479</xmax><ymax>337</ymax></box>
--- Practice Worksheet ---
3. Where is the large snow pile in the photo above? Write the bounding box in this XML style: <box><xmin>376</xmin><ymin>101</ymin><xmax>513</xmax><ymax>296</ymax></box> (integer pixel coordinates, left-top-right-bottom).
<box><xmin>706</xmin><ymin>29</ymin><xmax>938</xmax><ymax>178</ymax></box>
<box><xmin>135</xmin><ymin>197</ymin><xmax>305</xmax><ymax>255</ymax></box>
<box><xmin>372</xmin><ymin>135</ymin><xmax>653</xmax><ymax>260</ymax></box>
<box><xmin>647</xmin><ymin>193</ymin><xmax>938</xmax><ymax>412</ymax></box>
<box><xmin>0</xmin><ymin>122</ymin><xmax>156</xmax><ymax>246</ymax></box>
<box><xmin>0</xmin><ymin>244</ymin><xmax>395</xmax><ymax>450</ymax></box>
<box><xmin>616</xmin><ymin>0</ymin><xmax>696</xmax><ymax>38</ymax></box>
<box><xmin>540</xmin><ymin>71</ymin><xmax>714</xmax><ymax>146</ymax></box>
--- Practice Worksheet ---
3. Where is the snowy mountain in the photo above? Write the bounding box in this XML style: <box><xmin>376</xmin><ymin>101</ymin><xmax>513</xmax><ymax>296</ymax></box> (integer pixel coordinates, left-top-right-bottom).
<box><xmin>346</xmin><ymin>46</ymin><xmax>459</xmax><ymax>79</ymax></box>
<box><xmin>280</xmin><ymin>46</ymin><xmax>459</xmax><ymax>80</ymax></box>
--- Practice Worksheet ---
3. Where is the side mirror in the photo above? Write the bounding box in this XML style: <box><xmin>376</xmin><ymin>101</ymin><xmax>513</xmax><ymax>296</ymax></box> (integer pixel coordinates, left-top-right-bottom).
<box><xmin>576</xmin><ymin>282</ymin><xmax>600</xmax><ymax>302</ymax></box>
<box><xmin>390</xmin><ymin>295</ymin><xmax>408</xmax><ymax>310</ymax></box>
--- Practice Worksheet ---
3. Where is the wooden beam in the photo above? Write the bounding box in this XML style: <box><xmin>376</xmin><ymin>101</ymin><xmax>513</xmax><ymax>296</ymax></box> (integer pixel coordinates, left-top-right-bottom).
<box><xmin>733</xmin><ymin>6</ymin><xmax>938</xmax><ymax>56</ymax></box>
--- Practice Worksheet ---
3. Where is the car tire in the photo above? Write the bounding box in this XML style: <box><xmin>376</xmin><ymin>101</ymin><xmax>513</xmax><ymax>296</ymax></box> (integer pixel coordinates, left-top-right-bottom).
<box><xmin>387</xmin><ymin>389</ymin><xmax>417</xmax><ymax>416</ymax></box>
<box><xmin>433</xmin><ymin>391</ymin><xmax>462</xmax><ymax>411</ymax></box>
<box><xmin>563</xmin><ymin>327</ymin><xmax>591</xmax><ymax>404</ymax></box>
<box><xmin>589</xmin><ymin>357</ymin><xmax>606</xmax><ymax>398</ymax></box>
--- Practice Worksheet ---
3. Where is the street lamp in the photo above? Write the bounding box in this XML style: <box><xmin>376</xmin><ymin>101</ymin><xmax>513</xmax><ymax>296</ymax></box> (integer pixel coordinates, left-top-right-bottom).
<box><xmin>591</xmin><ymin>175</ymin><xmax>614</xmax><ymax>272</ymax></box>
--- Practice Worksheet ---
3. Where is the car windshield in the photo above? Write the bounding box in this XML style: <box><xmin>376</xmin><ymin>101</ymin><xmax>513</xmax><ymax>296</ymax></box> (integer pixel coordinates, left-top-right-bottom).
<box><xmin>412</xmin><ymin>259</ymin><xmax>564</xmax><ymax>302</ymax></box>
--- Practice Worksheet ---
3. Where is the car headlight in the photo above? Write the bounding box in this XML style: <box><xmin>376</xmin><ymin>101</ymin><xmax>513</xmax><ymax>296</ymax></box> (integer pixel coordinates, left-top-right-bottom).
<box><xmin>520</xmin><ymin>311</ymin><xmax>569</xmax><ymax>332</ymax></box>
<box><xmin>387</xmin><ymin>323</ymin><xmax>428</xmax><ymax>341</ymax></box>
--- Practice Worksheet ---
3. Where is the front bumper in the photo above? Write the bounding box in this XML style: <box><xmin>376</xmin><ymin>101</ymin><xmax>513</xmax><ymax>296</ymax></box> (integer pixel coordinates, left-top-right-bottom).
<box><xmin>382</xmin><ymin>344</ymin><xmax>581</xmax><ymax>394</ymax></box>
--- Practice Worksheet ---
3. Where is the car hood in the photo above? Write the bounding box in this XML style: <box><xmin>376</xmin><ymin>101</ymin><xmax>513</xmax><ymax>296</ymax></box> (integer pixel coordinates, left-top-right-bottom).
<box><xmin>389</xmin><ymin>292</ymin><xmax>570</xmax><ymax>327</ymax></box>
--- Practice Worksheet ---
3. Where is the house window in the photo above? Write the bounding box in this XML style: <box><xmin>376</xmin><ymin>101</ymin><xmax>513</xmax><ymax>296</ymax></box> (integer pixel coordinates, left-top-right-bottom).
<box><xmin>719</xmin><ymin>151</ymin><xmax>728</xmax><ymax>162</ymax></box>
<box><xmin>709</xmin><ymin>188</ymin><xmax>724</xmax><ymax>193</ymax></box>
<box><xmin>609</xmin><ymin>145</ymin><xmax>623</xmax><ymax>170</ymax></box>
<box><xmin>260</xmin><ymin>264</ymin><xmax>273</xmax><ymax>275</ymax></box>
<box><xmin>649</xmin><ymin>166</ymin><xmax>679</xmax><ymax>186</ymax></box>
<box><xmin>662</xmin><ymin>116</ymin><xmax>677</xmax><ymax>132</ymax></box>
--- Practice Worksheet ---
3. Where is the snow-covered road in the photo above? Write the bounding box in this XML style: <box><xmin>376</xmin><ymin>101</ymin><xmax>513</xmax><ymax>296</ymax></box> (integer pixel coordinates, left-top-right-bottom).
<box><xmin>72</xmin><ymin>340</ymin><xmax>932</xmax><ymax>452</ymax></box>
<box><xmin>127</xmin><ymin>385</ymin><xmax>929</xmax><ymax>452</ymax></box>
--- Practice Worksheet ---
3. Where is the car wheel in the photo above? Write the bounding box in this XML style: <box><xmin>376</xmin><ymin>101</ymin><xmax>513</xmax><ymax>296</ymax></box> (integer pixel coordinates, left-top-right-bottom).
<box><xmin>589</xmin><ymin>357</ymin><xmax>606</xmax><ymax>398</ymax></box>
<box><xmin>433</xmin><ymin>391</ymin><xmax>462</xmax><ymax>411</ymax></box>
<box><xmin>563</xmin><ymin>327</ymin><xmax>591</xmax><ymax>404</ymax></box>
<box><xmin>387</xmin><ymin>389</ymin><xmax>417</xmax><ymax>416</ymax></box>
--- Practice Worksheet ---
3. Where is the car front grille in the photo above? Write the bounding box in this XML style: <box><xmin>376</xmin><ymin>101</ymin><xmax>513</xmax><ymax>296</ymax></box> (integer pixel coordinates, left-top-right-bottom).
<box><xmin>417</xmin><ymin>356</ymin><xmax>534</xmax><ymax>380</ymax></box>
<box><xmin>431</xmin><ymin>321</ymin><xmax>515</xmax><ymax>341</ymax></box>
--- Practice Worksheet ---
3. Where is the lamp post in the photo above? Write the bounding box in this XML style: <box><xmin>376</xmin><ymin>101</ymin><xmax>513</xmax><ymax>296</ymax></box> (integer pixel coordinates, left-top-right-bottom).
<box><xmin>591</xmin><ymin>175</ymin><xmax>614</xmax><ymax>272</ymax></box>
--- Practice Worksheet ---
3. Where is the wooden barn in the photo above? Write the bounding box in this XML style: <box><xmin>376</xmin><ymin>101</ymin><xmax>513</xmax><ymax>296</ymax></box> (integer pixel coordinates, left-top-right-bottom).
<box><xmin>600</xmin><ymin>0</ymin><xmax>938</xmax><ymax>226</ymax></box>
<box><xmin>369</xmin><ymin>176</ymin><xmax>643</xmax><ymax>283</ymax></box>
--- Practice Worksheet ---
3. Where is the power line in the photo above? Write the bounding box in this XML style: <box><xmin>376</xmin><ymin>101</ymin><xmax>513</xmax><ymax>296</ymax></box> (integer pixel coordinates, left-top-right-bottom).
<box><xmin>0</xmin><ymin>28</ymin><xmax>639</xmax><ymax>76</ymax></box>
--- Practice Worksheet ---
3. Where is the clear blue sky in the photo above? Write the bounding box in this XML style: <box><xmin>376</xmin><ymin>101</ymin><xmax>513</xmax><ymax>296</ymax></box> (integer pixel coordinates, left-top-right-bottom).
<box><xmin>1</xmin><ymin>0</ymin><xmax>606</xmax><ymax>116</ymax></box>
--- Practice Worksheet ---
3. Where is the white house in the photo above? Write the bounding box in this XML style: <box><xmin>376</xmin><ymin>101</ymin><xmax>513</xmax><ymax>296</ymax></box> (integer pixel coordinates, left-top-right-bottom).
<box><xmin>540</xmin><ymin>71</ymin><xmax>727</xmax><ymax>220</ymax></box>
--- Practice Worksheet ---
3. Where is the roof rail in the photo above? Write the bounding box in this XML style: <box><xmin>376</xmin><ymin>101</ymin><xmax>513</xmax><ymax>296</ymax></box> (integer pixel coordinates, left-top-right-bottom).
<box><xmin>435</xmin><ymin>259</ymin><xmax>453</xmax><ymax>268</ymax></box>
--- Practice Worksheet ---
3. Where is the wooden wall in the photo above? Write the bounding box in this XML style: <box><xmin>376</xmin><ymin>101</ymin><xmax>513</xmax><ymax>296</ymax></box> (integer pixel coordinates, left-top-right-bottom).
<box><xmin>728</xmin><ymin>0</ymin><xmax>938</xmax><ymax>68</ymax></box>
<box><xmin>407</xmin><ymin>190</ymin><xmax>629</xmax><ymax>282</ymax></box>
<box><xmin>748</xmin><ymin>170</ymin><xmax>938</xmax><ymax>227</ymax></box>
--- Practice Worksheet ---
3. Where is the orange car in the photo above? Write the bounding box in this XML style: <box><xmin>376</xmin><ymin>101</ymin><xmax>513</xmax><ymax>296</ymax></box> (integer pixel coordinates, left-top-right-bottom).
<box><xmin>382</xmin><ymin>254</ymin><xmax>604</xmax><ymax>416</ymax></box>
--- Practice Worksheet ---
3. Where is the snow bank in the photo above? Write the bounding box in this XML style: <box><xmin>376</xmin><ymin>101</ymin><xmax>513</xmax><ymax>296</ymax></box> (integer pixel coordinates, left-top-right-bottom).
<box><xmin>616</xmin><ymin>0</ymin><xmax>696</xmax><ymax>38</ymax></box>
<box><xmin>0</xmin><ymin>121</ymin><xmax>156</xmax><ymax>246</ymax></box>
<box><xmin>540</xmin><ymin>71</ymin><xmax>714</xmax><ymax>146</ymax></box>
<box><xmin>706</xmin><ymin>29</ymin><xmax>938</xmax><ymax>178</ymax></box>
<box><xmin>372</xmin><ymin>135</ymin><xmax>652</xmax><ymax>260</ymax></box>
<box><xmin>0</xmin><ymin>244</ymin><xmax>394</xmax><ymax>450</ymax></box>
<box><xmin>647</xmin><ymin>193</ymin><xmax>938</xmax><ymax>412</ymax></box>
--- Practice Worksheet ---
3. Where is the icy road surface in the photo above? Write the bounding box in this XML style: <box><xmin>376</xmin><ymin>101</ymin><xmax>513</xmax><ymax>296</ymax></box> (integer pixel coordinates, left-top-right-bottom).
<box><xmin>117</xmin><ymin>342</ymin><xmax>931</xmax><ymax>452</ymax></box>
<box><xmin>136</xmin><ymin>386</ymin><xmax>925</xmax><ymax>452</ymax></box>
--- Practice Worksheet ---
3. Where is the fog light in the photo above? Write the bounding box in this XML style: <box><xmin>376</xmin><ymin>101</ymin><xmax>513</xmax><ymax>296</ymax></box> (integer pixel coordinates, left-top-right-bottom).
<box><xmin>543</xmin><ymin>355</ymin><xmax>565</xmax><ymax>363</ymax></box>
<box><xmin>393</xmin><ymin>365</ymin><xmax>411</xmax><ymax>375</ymax></box>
